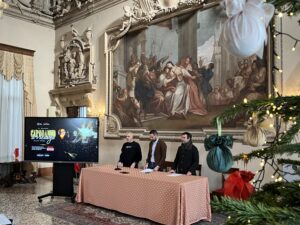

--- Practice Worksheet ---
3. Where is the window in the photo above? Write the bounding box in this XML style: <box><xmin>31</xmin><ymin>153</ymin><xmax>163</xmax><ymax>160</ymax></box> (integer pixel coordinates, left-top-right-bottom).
<box><xmin>0</xmin><ymin>75</ymin><xmax>23</xmax><ymax>162</ymax></box>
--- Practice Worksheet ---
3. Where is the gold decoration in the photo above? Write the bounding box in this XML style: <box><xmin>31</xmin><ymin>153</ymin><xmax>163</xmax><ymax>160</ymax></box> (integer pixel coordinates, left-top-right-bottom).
<box><xmin>243</xmin><ymin>113</ymin><xmax>275</xmax><ymax>147</ymax></box>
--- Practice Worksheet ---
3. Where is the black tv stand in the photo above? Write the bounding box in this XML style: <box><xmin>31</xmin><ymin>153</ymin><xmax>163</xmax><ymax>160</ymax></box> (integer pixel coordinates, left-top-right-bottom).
<box><xmin>38</xmin><ymin>192</ymin><xmax>54</xmax><ymax>202</ymax></box>
<box><xmin>38</xmin><ymin>163</ymin><xmax>75</xmax><ymax>203</ymax></box>
<box><xmin>38</xmin><ymin>192</ymin><xmax>76</xmax><ymax>203</ymax></box>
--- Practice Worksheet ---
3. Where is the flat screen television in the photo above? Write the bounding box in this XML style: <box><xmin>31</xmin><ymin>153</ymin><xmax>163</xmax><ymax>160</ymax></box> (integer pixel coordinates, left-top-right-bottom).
<box><xmin>24</xmin><ymin>117</ymin><xmax>99</xmax><ymax>163</ymax></box>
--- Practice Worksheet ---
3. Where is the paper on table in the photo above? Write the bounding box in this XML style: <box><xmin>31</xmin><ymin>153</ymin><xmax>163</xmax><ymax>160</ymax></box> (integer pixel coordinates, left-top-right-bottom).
<box><xmin>140</xmin><ymin>169</ymin><xmax>154</xmax><ymax>173</ymax></box>
<box><xmin>167</xmin><ymin>173</ymin><xmax>183</xmax><ymax>177</ymax></box>
<box><xmin>0</xmin><ymin>214</ymin><xmax>12</xmax><ymax>225</ymax></box>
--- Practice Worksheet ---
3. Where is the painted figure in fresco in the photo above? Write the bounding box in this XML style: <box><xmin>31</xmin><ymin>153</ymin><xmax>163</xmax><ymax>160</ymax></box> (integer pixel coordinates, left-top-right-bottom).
<box><xmin>200</xmin><ymin>62</ymin><xmax>214</xmax><ymax>105</ymax></box>
<box><xmin>245</xmin><ymin>59</ymin><xmax>267</xmax><ymax>101</ymax></box>
<box><xmin>233</xmin><ymin>67</ymin><xmax>246</xmax><ymax>99</ymax></box>
<box><xmin>248</xmin><ymin>60</ymin><xmax>266</xmax><ymax>92</ymax></box>
<box><xmin>179</xmin><ymin>57</ymin><xmax>208</xmax><ymax>116</ymax></box>
<box><xmin>147</xmin><ymin>71</ymin><xmax>168</xmax><ymax>115</ymax></box>
<box><xmin>209</xmin><ymin>86</ymin><xmax>222</xmax><ymax>105</ymax></box>
<box><xmin>166</xmin><ymin>60</ymin><xmax>207</xmax><ymax>118</ymax></box>
<box><xmin>113</xmin><ymin>88</ymin><xmax>142</xmax><ymax>127</ymax></box>
<box><xmin>126</xmin><ymin>54</ymin><xmax>141</xmax><ymax>97</ymax></box>
<box><xmin>163</xmin><ymin>61</ymin><xmax>189</xmax><ymax>118</ymax></box>
<box><xmin>157</xmin><ymin>65</ymin><xmax>177</xmax><ymax>113</ymax></box>
<box><xmin>134</xmin><ymin>54</ymin><xmax>155</xmax><ymax>119</ymax></box>
<box><xmin>222</xmin><ymin>87</ymin><xmax>234</xmax><ymax>104</ymax></box>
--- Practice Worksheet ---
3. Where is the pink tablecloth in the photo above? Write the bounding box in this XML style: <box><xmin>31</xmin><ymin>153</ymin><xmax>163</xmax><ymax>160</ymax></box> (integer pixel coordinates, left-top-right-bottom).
<box><xmin>76</xmin><ymin>165</ymin><xmax>211</xmax><ymax>225</ymax></box>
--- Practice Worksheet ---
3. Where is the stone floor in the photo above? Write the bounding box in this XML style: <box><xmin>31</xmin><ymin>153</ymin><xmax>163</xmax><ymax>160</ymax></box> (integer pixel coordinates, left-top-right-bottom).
<box><xmin>0</xmin><ymin>177</ymin><xmax>226</xmax><ymax>225</ymax></box>
<box><xmin>0</xmin><ymin>177</ymin><xmax>74</xmax><ymax>225</ymax></box>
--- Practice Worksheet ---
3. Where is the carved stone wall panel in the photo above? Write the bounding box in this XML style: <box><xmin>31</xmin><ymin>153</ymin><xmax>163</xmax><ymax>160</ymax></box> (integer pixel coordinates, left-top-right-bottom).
<box><xmin>49</xmin><ymin>83</ymin><xmax>96</xmax><ymax>117</ymax></box>
<box><xmin>58</xmin><ymin>25</ymin><xmax>96</xmax><ymax>88</ymax></box>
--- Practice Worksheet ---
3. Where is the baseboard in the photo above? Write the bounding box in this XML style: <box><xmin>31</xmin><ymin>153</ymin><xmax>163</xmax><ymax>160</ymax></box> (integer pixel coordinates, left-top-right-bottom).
<box><xmin>38</xmin><ymin>167</ymin><xmax>53</xmax><ymax>177</ymax></box>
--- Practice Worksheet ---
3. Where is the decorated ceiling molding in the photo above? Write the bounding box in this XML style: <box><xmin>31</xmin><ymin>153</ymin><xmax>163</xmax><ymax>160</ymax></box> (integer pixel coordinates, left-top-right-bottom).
<box><xmin>2</xmin><ymin>0</ymin><xmax>127</xmax><ymax>28</ymax></box>
<box><xmin>107</xmin><ymin>0</ymin><xmax>213</xmax><ymax>54</ymax></box>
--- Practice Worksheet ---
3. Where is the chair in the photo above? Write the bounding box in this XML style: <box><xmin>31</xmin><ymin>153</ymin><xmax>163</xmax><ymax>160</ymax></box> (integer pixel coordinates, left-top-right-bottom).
<box><xmin>162</xmin><ymin>161</ymin><xmax>202</xmax><ymax>176</ymax></box>
<box><xmin>196</xmin><ymin>164</ymin><xmax>202</xmax><ymax>176</ymax></box>
<box><xmin>162</xmin><ymin>161</ymin><xmax>173</xmax><ymax>172</ymax></box>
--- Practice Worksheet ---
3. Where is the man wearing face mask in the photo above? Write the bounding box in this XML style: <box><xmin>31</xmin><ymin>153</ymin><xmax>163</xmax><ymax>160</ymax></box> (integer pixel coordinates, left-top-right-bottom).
<box><xmin>170</xmin><ymin>132</ymin><xmax>199</xmax><ymax>175</ymax></box>
<box><xmin>118</xmin><ymin>132</ymin><xmax>142</xmax><ymax>168</ymax></box>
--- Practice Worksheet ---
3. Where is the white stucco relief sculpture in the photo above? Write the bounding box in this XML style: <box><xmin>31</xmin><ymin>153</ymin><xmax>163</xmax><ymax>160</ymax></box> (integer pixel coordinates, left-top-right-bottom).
<box><xmin>52</xmin><ymin>0</ymin><xmax>94</xmax><ymax>18</ymax></box>
<box><xmin>58</xmin><ymin>24</ymin><xmax>95</xmax><ymax>87</ymax></box>
<box><xmin>110</xmin><ymin>0</ymin><xmax>207</xmax><ymax>51</ymax></box>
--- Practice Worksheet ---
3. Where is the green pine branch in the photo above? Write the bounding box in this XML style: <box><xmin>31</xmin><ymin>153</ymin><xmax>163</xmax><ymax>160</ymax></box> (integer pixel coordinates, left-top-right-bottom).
<box><xmin>212</xmin><ymin>196</ymin><xmax>300</xmax><ymax>225</ymax></box>
<box><xmin>267</xmin><ymin>0</ymin><xmax>300</xmax><ymax>14</ymax></box>
<box><xmin>277</xmin><ymin>158</ymin><xmax>300</xmax><ymax>166</ymax></box>
<box><xmin>250</xmin><ymin>182</ymin><xmax>300</xmax><ymax>208</ymax></box>
<box><xmin>234</xmin><ymin>143</ymin><xmax>300</xmax><ymax>161</ymax></box>
<box><xmin>212</xmin><ymin>96</ymin><xmax>300</xmax><ymax>161</ymax></box>
<box><xmin>277</xmin><ymin>117</ymin><xmax>300</xmax><ymax>145</ymax></box>
<box><xmin>212</xmin><ymin>96</ymin><xmax>300</xmax><ymax>127</ymax></box>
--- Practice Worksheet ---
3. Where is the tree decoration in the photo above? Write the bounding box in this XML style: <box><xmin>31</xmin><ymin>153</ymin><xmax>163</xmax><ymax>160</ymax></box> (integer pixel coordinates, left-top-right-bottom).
<box><xmin>242</xmin><ymin>154</ymin><xmax>249</xmax><ymax>166</ymax></box>
<box><xmin>243</xmin><ymin>112</ymin><xmax>275</xmax><ymax>147</ymax></box>
<box><xmin>205</xmin><ymin>118</ymin><xmax>234</xmax><ymax>173</ymax></box>
<box><xmin>223</xmin><ymin>170</ymin><xmax>255</xmax><ymax>200</ymax></box>
<box><xmin>221</xmin><ymin>0</ymin><xmax>275</xmax><ymax>57</ymax></box>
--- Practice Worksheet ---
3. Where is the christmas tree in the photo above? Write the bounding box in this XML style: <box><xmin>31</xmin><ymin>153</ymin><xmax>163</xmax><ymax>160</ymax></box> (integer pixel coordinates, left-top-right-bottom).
<box><xmin>210</xmin><ymin>1</ymin><xmax>300</xmax><ymax>224</ymax></box>
<box><xmin>211</xmin><ymin>95</ymin><xmax>300</xmax><ymax>224</ymax></box>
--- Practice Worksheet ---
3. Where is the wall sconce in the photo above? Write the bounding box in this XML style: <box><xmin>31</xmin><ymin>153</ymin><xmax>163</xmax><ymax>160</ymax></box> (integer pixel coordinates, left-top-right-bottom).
<box><xmin>98</xmin><ymin>108</ymin><xmax>105</xmax><ymax>120</ymax></box>
<box><xmin>0</xmin><ymin>0</ymin><xmax>9</xmax><ymax>18</ymax></box>
<box><xmin>87</xmin><ymin>106</ymin><xmax>105</xmax><ymax>120</ymax></box>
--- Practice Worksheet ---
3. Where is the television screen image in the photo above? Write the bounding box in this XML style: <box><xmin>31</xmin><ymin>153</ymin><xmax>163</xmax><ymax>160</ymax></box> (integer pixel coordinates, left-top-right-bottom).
<box><xmin>24</xmin><ymin>117</ymin><xmax>99</xmax><ymax>163</ymax></box>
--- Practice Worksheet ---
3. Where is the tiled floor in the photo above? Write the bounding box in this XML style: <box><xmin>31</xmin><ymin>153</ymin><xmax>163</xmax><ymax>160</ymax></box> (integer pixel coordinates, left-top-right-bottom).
<box><xmin>0</xmin><ymin>177</ymin><xmax>74</xmax><ymax>225</ymax></box>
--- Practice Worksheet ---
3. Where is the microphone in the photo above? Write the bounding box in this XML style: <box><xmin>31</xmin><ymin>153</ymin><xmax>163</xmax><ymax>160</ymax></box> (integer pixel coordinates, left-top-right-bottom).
<box><xmin>115</xmin><ymin>163</ymin><xmax>122</xmax><ymax>170</ymax></box>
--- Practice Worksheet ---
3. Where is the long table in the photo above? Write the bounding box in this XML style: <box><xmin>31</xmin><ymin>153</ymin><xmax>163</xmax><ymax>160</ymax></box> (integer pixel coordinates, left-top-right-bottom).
<box><xmin>76</xmin><ymin>165</ymin><xmax>211</xmax><ymax>225</ymax></box>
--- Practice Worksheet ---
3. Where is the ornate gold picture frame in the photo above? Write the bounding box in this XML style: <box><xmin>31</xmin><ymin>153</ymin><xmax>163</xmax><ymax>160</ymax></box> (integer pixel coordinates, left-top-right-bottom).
<box><xmin>104</xmin><ymin>0</ymin><xmax>273</xmax><ymax>141</ymax></box>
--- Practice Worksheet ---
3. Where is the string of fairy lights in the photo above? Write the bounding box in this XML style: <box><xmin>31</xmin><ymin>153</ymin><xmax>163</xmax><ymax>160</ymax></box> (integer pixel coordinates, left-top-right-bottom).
<box><xmin>239</xmin><ymin>12</ymin><xmax>300</xmax><ymax>191</ymax></box>
<box><xmin>272</xmin><ymin>12</ymin><xmax>300</xmax><ymax>77</ymax></box>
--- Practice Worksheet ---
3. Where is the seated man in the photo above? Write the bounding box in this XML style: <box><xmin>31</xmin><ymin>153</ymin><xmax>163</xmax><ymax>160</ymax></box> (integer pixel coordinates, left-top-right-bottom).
<box><xmin>118</xmin><ymin>132</ymin><xmax>142</xmax><ymax>168</ymax></box>
<box><xmin>170</xmin><ymin>132</ymin><xmax>199</xmax><ymax>175</ymax></box>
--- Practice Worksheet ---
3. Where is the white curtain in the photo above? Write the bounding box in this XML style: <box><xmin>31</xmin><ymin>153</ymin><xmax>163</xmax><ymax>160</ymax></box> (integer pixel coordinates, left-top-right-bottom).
<box><xmin>0</xmin><ymin>74</ymin><xmax>23</xmax><ymax>162</ymax></box>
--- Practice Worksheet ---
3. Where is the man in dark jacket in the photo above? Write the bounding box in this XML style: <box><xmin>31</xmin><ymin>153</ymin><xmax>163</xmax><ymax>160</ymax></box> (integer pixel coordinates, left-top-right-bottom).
<box><xmin>170</xmin><ymin>132</ymin><xmax>199</xmax><ymax>175</ymax></box>
<box><xmin>118</xmin><ymin>132</ymin><xmax>142</xmax><ymax>168</ymax></box>
<box><xmin>145</xmin><ymin>130</ymin><xmax>167</xmax><ymax>171</ymax></box>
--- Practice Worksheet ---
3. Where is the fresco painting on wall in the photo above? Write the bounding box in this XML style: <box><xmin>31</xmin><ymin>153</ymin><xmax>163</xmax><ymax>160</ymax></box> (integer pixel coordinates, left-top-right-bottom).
<box><xmin>111</xmin><ymin>6</ymin><xmax>269</xmax><ymax>131</ymax></box>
